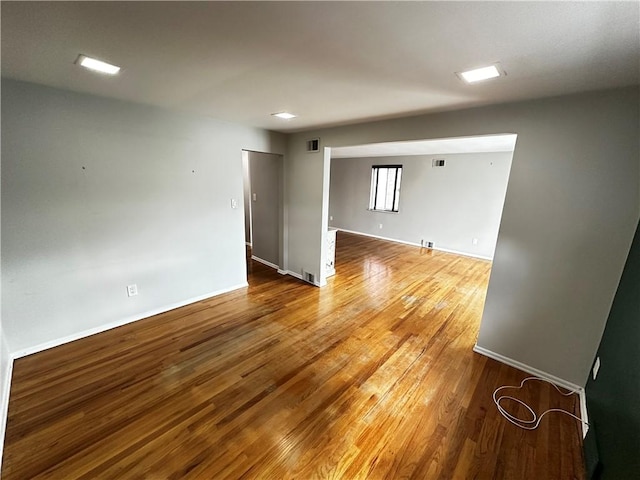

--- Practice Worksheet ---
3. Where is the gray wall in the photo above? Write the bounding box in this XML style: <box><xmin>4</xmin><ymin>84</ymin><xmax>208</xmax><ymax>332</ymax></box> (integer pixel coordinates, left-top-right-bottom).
<box><xmin>286</xmin><ymin>87</ymin><xmax>639</xmax><ymax>387</ymax></box>
<box><xmin>283</xmin><ymin>145</ymin><xmax>326</xmax><ymax>283</ymax></box>
<box><xmin>249</xmin><ymin>151</ymin><xmax>283</xmax><ymax>268</ymax></box>
<box><xmin>329</xmin><ymin>152</ymin><xmax>513</xmax><ymax>259</ymax></box>
<box><xmin>242</xmin><ymin>151</ymin><xmax>252</xmax><ymax>245</ymax></box>
<box><xmin>1</xmin><ymin>79</ymin><xmax>285</xmax><ymax>354</ymax></box>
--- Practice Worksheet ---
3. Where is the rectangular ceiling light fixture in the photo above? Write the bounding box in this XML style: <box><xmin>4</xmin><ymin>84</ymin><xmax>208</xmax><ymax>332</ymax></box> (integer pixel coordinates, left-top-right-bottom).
<box><xmin>457</xmin><ymin>64</ymin><xmax>502</xmax><ymax>83</ymax></box>
<box><xmin>272</xmin><ymin>112</ymin><xmax>297</xmax><ymax>120</ymax></box>
<box><xmin>76</xmin><ymin>54</ymin><xmax>121</xmax><ymax>75</ymax></box>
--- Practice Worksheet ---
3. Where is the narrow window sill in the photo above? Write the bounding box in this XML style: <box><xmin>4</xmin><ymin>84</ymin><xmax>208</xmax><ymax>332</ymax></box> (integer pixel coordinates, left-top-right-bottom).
<box><xmin>367</xmin><ymin>209</ymin><xmax>400</xmax><ymax>214</ymax></box>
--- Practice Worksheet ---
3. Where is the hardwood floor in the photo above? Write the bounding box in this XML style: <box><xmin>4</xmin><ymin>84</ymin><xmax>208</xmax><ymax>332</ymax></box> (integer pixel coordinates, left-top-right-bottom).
<box><xmin>2</xmin><ymin>232</ymin><xmax>585</xmax><ymax>479</ymax></box>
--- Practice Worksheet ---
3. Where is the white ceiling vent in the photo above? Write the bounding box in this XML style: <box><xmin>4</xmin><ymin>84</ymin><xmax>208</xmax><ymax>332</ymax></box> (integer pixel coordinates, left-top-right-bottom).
<box><xmin>306</xmin><ymin>138</ymin><xmax>320</xmax><ymax>153</ymax></box>
<box><xmin>432</xmin><ymin>159</ymin><xmax>446</xmax><ymax>167</ymax></box>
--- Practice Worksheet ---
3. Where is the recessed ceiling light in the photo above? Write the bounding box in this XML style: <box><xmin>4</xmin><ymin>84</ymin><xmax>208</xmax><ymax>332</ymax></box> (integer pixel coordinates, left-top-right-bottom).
<box><xmin>457</xmin><ymin>64</ymin><xmax>503</xmax><ymax>84</ymax></box>
<box><xmin>75</xmin><ymin>54</ymin><xmax>121</xmax><ymax>75</ymax></box>
<box><xmin>272</xmin><ymin>112</ymin><xmax>297</xmax><ymax>120</ymax></box>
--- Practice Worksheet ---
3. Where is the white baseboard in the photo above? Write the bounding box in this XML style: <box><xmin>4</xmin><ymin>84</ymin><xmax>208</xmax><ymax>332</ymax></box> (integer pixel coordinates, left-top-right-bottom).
<box><xmin>251</xmin><ymin>257</ymin><xmax>319</xmax><ymax>284</ymax></box>
<box><xmin>251</xmin><ymin>255</ymin><xmax>279</xmax><ymax>270</ymax></box>
<box><xmin>333</xmin><ymin>227</ymin><xmax>493</xmax><ymax>261</ymax></box>
<box><xmin>579</xmin><ymin>387</ymin><xmax>589</xmax><ymax>438</ymax></box>
<box><xmin>12</xmin><ymin>283</ymin><xmax>249</xmax><ymax>359</ymax></box>
<box><xmin>335</xmin><ymin>227</ymin><xmax>422</xmax><ymax>248</ymax></box>
<box><xmin>433</xmin><ymin>245</ymin><xmax>493</xmax><ymax>261</ymax></box>
<box><xmin>275</xmin><ymin>269</ymin><xmax>323</xmax><ymax>287</ymax></box>
<box><xmin>473</xmin><ymin>344</ymin><xmax>581</xmax><ymax>391</ymax></box>
<box><xmin>278</xmin><ymin>269</ymin><xmax>303</xmax><ymax>280</ymax></box>
<box><xmin>473</xmin><ymin>344</ymin><xmax>588</xmax><ymax>437</ymax></box>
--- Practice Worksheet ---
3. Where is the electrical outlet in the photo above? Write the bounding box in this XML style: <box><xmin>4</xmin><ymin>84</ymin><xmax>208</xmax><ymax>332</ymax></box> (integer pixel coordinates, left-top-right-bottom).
<box><xmin>472</xmin><ymin>238</ymin><xmax>478</xmax><ymax>245</ymax></box>
<box><xmin>127</xmin><ymin>284</ymin><xmax>138</xmax><ymax>297</ymax></box>
<box><xmin>252</xmin><ymin>193</ymin><xmax>257</xmax><ymax>201</ymax></box>
<box><xmin>231</xmin><ymin>198</ymin><xmax>238</xmax><ymax>209</ymax></box>
<box><xmin>379</xmin><ymin>223</ymin><xmax>383</xmax><ymax>229</ymax></box>
<box><xmin>330</xmin><ymin>215</ymin><xmax>333</xmax><ymax>221</ymax></box>
<box><xmin>592</xmin><ymin>356</ymin><xmax>601</xmax><ymax>380</ymax></box>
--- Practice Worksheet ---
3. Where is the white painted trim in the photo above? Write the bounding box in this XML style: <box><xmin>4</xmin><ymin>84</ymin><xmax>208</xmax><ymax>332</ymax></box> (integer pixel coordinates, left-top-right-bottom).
<box><xmin>473</xmin><ymin>344</ymin><xmax>588</xmax><ymax>437</ymax></box>
<box><xmin>319</xmin><ymin>147</ymin><xmax>332</xmax><ymax>286</ymax></box>
<box><xmin>245</xmin><ymin>242</ymin><xmax>252</xmax><ymax>247</ymax></box>
<box><xmin>275</xmin><ymin>269</ymin><xmax>322</xmax><ymax>287</ymax></box>
<box><xmin>473</xmin><ymin>344</ymin><xmax>582</xmax><ymax>391</ymax></box>
<box><xmin>433</xmin><ymin>245</ymin><xmax>493</xmax><ymax>261</ymax></box>
<box><xmin>286</xmin><ymin>270</ymin><xmax>304</xmax><ymax>280</ymax></box>
<box><xmin>251</xmin><ymin>255</ymin><xmax>279</xmax><ymax>270</ymax></box>
<box><xmin>278</xmin><ymin>269</ymin><xmax>304</xmax><ymax>281</ymax></box>
<box><xmin>579</xmin><ymin>388</ymin><xmax>589</xmax><ymax>438</ymax></box>
<box><xmin>12</xmin><ymin>283</ymin><xmax>249</xmax><ymax>359</ymax></box>
<box><xmin>333</xmin><ymin>227</ymin><xmax>493</xmax><ymax>261</ymax></box>
<box><xmin>0</xmin><ymin>356</ymin><xmax>14</xmax><ymax>471</ymax></box>
<box><xmin>335</xmin><ymin>227</ymin><xmax>421</xmax><ymax>248</ymax></box>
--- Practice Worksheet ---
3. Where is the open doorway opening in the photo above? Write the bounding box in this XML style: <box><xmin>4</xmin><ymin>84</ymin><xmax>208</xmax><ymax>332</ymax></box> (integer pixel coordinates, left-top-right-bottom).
<box><xmin>326</xmin><ymin>134</ymin><xmax>517</xmax><ymax>269</ymax></box>
<box><xmin>319</xmin><ymin>133</ymin><xmax>518</xmax><ymax>364</ymax></box>
<box><xmin>242</xmin><ymin>150</ymin><xmax>284</xmax><ymax>273</ymax></box>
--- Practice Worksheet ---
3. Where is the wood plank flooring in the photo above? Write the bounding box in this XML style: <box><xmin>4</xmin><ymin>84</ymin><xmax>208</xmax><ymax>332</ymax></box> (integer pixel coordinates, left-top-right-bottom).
<box><xmin>2</xmin><ymin>232</ymin><xmax>585</xmax><ymax>479</ymax></box>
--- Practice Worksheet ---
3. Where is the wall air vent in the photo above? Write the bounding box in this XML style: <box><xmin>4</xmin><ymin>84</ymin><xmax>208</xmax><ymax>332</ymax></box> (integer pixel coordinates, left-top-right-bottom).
<box><xmin>432</xmin><ymin>159</ymin><xmax>445</xmax><ymax>167</ymax></box>
<box><xmin>306</xmin><ymin>138</ymin><xmax>320</xmax><ymax>152</ymax></box>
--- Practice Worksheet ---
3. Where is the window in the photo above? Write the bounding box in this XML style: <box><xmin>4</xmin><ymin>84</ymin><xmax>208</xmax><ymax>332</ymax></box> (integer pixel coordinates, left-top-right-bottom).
<box><xmin>369</xmin><ymin>165</ymin><xmax>402</xmax><ymax>212</ymax></box>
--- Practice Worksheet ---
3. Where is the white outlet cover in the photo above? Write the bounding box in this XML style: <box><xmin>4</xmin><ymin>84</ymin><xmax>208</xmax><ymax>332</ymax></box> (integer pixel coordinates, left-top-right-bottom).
<box><xmin>231</xmin><ymin>198</ymin><xmax>238</xmax><ymax>209</ymax></box>
<box><xmin>252</xmin><ymin>193</ymin><xmax>257</xmax><ymax>201</ymax></box>
<box><xmin>127</xmin><ymin>284</ymin><xmax>138</xmax><ymax>297</ymax></box>
<box><xmin>592</xmin><ymin>356</ymin><xmax>601</xmax><ymax>380</ymax></box>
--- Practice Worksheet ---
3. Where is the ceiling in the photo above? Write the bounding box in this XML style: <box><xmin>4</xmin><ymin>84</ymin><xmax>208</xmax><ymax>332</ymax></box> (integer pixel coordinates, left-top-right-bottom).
<box><xmin>331</xmin><ymin>134</ymin><xmax>518</xmax><ymax>158</ymax></box>
<box><xmin>2</xmin><ymin>2</ymin><xmax>639</xmax><ymax>133</ymax></box>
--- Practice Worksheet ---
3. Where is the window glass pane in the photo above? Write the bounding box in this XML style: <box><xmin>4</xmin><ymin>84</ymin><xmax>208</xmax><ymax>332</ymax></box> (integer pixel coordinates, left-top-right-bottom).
<box><xmin>384</xmin><ymin>168</ymin><xmax>396</xmax><ymax>210</ymax></box>
<box><xmin>370</xmin><ymin>165</ymin><xmax>402</xmax><ymax>212</ymax></box>
<box><xmin>375</xmin><ymin>168</ymin><xmax>388</xmax><ymax>209</ymax></box>
<box><xmin>369</xmin><ymin>169</ymin><xmax>377</xmax><ymax>209</ymax></box>
<box><xmin>393</xmin><ymin>168</ymin><xmax>402</xmax><ymax>211</ymax></box>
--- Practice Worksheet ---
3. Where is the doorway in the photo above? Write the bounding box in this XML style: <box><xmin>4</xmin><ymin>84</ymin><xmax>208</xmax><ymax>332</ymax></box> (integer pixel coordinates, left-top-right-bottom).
<box><xmin>325</xmin><ymin>134</ymin><xmax>517</xmax><ymax>270</ymax></box>
<box><xmin>242</xmin><ymin>150</ymin><xmax>284</xmax><ymax>271</ymax></box>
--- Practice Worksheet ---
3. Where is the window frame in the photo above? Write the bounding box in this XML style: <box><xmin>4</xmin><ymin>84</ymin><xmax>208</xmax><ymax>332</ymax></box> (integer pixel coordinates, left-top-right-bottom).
<box><xmin>369</xmin><ymin>164</ymin><xmax>403</xmax><ymax>213</ymax></box>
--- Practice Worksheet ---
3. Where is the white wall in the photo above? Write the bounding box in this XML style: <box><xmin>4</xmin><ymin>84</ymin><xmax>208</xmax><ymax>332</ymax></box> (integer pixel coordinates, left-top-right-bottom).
<box><xmin>329</xmin><ymin>152</ymin><xmax>513</xmax><ymax>259</ymax></box>
<box><xmin>242</xmin><ymin>151</ymin><xmax>252</xmax><ymax>245</ymax></box>
<box><xmin>286</xmin><ymin>87</ymin><xmax>639</xmax><ymax>387</ymax></box>
<box><xmin>0</xmin><ymin>327</ymin><xmax>10</xmax><ymax>466</ymax></box>
<box><xmin>0</xmin><ymin>76</ymin><xmax>10</xmax><ymax>465</ymax></box>
<box><xmin>1</xmin><ymin>79</ymin><xmax>286</xmax><ymax>355</ymax></box>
